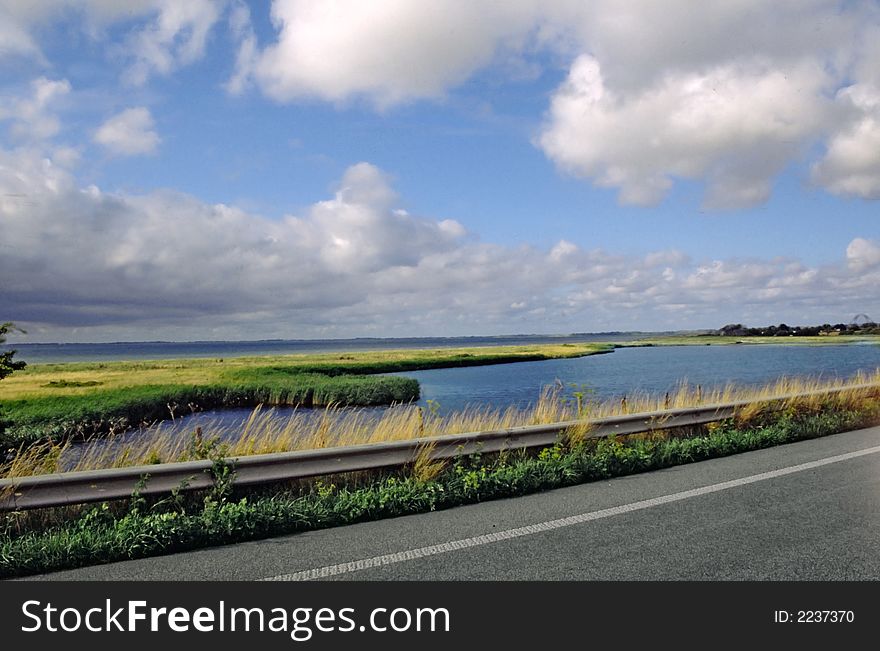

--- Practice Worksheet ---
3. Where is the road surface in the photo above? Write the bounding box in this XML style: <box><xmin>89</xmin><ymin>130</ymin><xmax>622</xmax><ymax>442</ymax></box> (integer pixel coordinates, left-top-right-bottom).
<box><xmin>21</xmin><ymin>425</ymin><xmax>880</xmax><ymax>581</ymax></box>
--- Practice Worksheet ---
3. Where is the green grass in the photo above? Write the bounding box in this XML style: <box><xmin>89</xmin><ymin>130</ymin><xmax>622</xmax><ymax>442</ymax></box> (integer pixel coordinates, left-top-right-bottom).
<box><xmin>1</xmin><ymin>375</ymin><xmax>419</xmax><ymax>445</ymax></box>
<box><xmin>2</xmin><ymin>404</ymin><xmax>876</xmax><ymax>579</ymax></box>
<box><xmin>42</xmin><ymin>380</ymin><xmax>103</xmax><ymax>388</ymax></box>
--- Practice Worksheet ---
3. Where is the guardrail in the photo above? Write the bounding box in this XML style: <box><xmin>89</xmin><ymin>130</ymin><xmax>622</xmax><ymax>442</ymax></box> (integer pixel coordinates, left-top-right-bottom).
<box><xmin>2</xmin><ymin>382</ymin><xmax>878</xmax><ymax>511</ymax></box>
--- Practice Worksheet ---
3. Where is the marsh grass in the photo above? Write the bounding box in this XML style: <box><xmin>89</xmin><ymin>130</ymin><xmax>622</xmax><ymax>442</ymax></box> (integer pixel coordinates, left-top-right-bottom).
<box><xmin>4</xmin><ymin>370</ymin><xmax>878</xmax><ymax>480</ymax></box>
<box><xmin>0</xmin><ymin>343</ymin><xmax>611</xmax><ymax>444</ymax></box>
<box><xmin>0</xmin><ymin>343</ymin><xmax>611</xmax><ymax>401</ymax></box>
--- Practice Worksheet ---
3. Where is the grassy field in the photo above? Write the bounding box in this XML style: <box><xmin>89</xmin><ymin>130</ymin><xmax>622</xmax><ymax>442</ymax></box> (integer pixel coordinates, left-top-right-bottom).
<box><xmin>0</xmin><ymin>342</ymin><xmax>611</xmax><ymax>445</ymax></box>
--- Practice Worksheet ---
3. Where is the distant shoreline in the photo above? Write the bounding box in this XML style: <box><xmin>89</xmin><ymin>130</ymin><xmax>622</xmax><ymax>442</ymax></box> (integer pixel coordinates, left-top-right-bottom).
<box><xmin>1</xmin><ymin>333</ymin><xmax>650</xmax><ymax>365</ymax></box>
<box><xmin>4</xmin><ymin>330</ymin><xmax>879</xmax><ymax>365</ymax></box>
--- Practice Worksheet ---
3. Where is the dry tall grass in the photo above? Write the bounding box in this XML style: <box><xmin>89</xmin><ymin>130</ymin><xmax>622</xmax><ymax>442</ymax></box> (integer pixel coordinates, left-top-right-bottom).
<box><xmin>3</xmin><ymin>370</ymin><xmax>879</xmax><ymax>480</ymax></box>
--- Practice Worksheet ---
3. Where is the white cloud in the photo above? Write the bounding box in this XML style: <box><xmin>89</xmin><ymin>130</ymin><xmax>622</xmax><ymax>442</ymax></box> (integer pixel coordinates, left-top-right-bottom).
<box><xmin>0</xmin><ymin>77</ymin><xmax>71</xmax><ymax>141</ymax></box>
<box><xmin>1</xmin><ymin>149</ymin><xmax>878</xmax><ymax>340</ymax></box>
<box><xmin>233</xmin><ymin>0</ymin><xmax>873</xmax><ymax>108</ymax></box>
<box><xmin>0</xmin><ymin>0</ymin><xmax>157</xmax><ymax>61</ymax></box>
<box><xmin>243</xmin><ymin>0</ymin><xmax>543</xmax><ymax>107</ymax></box>
<box><xmin>0</xmin><ymin>8</ymin><xmax>42</xmax><ymax>60</ymax></box>
<box><xmin>4</xmin><ymin>1</ymin><xmax>880</xmax><ymax>208</ymax></box>
<box><xmin>227</xmin><ymin>1</ymin><xmax>880</xmax><ymax>208</ymax></box>
<box><xmin>123</xmin><ymin>0</ymin><xmax>223</xmax><ymax>85</ymax></box>
<box><xmin>225</xmin><ymin>0</ymin><xmax>258</xmax><ymax>95</ymax></box>
<box><xmin>846</xmin><ymin>238</ymin><xmax>880</xmax><ymax>271</ymax></box>
<box><xmin>94</xmin><ymin>107</ymin><xmax>160</xmax><ymax>156</ymax></box>
<box><xmin>537</xmin><ymin>56</ymin><xmax>832</xmax><ymax>208</ymax></box>
<box><xmin>0</xmin><ymin>0</ymin><xmax>156</xmax><ymax>24</ymax></box>
<box><xmin>812</xmin><ymin>85</ymin><xmax>880</xmax><ymax>199</ymax></box>
<box><xmin>0</xmin><ymin>1</ymin><xmax>223</xmax><ymax>85</ymax></box>
<box><xmin>563</xmin><ymin>0</ymin><xmax>861</xmax><ymax>92</ymax></box>
<box><xmin>535</xmin><ymin>1</ymin><xmax>880</xmax><ymax>207</ymax></box>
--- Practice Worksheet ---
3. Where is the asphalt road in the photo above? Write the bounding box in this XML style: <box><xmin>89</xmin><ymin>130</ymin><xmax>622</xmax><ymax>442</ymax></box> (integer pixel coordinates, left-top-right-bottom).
<box><xmin>21</xmin><ymin>425</ymin><xmax>880</xmax><ymax>581</ymax></box>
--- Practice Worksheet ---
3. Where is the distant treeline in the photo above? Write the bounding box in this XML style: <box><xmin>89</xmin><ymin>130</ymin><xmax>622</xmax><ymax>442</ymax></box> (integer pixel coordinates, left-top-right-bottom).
<box><xmin>712</xmin><ymin>322</ymin><xmax>880</xmax><ymax>337</ymax></box>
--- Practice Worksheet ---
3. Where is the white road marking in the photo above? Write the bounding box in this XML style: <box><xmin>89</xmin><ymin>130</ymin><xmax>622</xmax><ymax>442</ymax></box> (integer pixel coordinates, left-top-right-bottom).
<box><xmin>261</xmin><ymin>444</ymin><xmax>880</xmax><ymax>581</ymax></box>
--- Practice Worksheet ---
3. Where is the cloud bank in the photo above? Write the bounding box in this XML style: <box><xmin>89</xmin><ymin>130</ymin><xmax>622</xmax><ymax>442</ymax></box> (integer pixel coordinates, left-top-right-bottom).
<box><xmin>1</xmin><ymin>149</ymin><xmax>877</xmax><ymax>341</ymax></box>
<box><xmin>1</xmin><ymin>2</ymin><xmax>878</xmax><ymax>341</ymax></box>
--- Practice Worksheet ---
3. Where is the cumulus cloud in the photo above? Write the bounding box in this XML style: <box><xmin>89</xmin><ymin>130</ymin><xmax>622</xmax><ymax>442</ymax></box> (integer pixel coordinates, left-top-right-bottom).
<box><xmin>812</xmin><ymin>85</ymin><xmax>880</xmax><ymax>199</ymax></box>
<box><xmin>562</xmin><ymin>0</ymin><xmax>861</xmax><ymax>92</ymax></box>
<box><xmin>226</xmin><ymin>0</ymin><xmax>880</xmax><ymax>208</ymax></box>
<box><xmin>239</xmin><ymin>0</ymin><xmax>544</xmax><ymax>107</ymax></box>
<box><xmin>5</xmin><ymin>1</ymin><xmax>880</xmax><ymax>208</ymax></box>
<box><xmin>0</xmin><ymin>77</ymin><xmax>71</xmax><ymax>141</ymax></box>
<box><xmin>528</xmin><ymin>0</ymin><xmax>877</xmax><ymax>207</ymax></box>
<box><xmin>1</xmin><ymin>149</ymin><xmax>877</xmax><ymax>341</ymax></box>
<box><xmin>93</xmin><ymin>107</ymin><xmax>160</xmax><ymax>156</ymax></box>
<box><xmin>0</xmin><ymin>152</ymin><xmax>470</xmax><ymax>336</ymax></box>
<box><xmin>5</xmin><ymin>1</ymin><xmax>880</xmax><ymax>207</ymax></box>
<box><xmin>537</xmin><ymin>56</ymin><xmax>831</xmax><ymax>208</ymax></box>
<box><xmin>122</xmin><ymin>0</ymin><xmax>223</xmax><ymax>85</ymax></box>
<box><xmin>846</xmin><ymin>238</ymin><xmax>880</xmax><ymax>271</ymax></box>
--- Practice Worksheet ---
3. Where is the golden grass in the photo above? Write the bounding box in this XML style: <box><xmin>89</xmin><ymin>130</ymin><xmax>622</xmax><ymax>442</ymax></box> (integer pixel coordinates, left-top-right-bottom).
<box><xmin>0</xmin><ymin>343</ymin><xmax>607</xmax><ymax>401</ymax></box>
<box><xmin>3</xmin><ymin>370</ymin><xmax>879</xmax><ymax>480</ymax></box>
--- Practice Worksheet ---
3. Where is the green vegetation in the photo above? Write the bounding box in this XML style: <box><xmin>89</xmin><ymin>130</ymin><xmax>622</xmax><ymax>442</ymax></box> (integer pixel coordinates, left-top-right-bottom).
<box><xmin>0</xmin><ymin>322</ymin><xmax>27</xmax><ymax>438</ymax></box>
<box><xmin>715</xmin><ymin>321</ymin><xmax>880</xmax><ymax>337</ymax></box>
<box><xmin>632</xmin><ymin>334</ymin><xmax>880</xmax><ymax>347</ymax></box>
<box><xmin>0</xmin><ymin>343</ymin><xmax>611</xmax><ymax>445</ymax></box>
<box><xmin>2</xmin><ymin>400</ymin><xmax>877</xmax><ymax>579</ymax></box>
<box><xmin>635</xmin><ymin>321</ymin><xmax>880</xmax><ymax>346</ymax></box>
<box><xmin>0</xmin><ymin>323</ymin><xmax>26</xmax><ymax>382</ymax></box>
<box><xmin>1</xmin><ymin>375</ymin><xmax>420</xmax><ymax>445</ymax></box>
<box><xmin>42</xmin><ymin>380</ymin><xmax>103</xmax><ymax>388</ymax></box>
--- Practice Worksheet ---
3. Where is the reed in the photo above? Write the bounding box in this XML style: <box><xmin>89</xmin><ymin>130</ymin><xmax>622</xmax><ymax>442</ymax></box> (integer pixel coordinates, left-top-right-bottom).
<box><xmin>4</xmin><ymin>370</ymin><xmax>878</xmax><ymax>480</ymax></box>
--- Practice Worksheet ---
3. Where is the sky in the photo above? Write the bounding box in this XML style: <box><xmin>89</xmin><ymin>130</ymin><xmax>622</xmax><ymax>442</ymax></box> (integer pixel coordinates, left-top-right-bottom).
<box><xmin>1</xmin><ymin>0</ymin><xmax>879</xmax><ymax>343</ymax></box>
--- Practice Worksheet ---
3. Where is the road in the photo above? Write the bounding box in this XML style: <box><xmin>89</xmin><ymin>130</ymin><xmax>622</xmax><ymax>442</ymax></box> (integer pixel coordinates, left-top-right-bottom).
<box><xmin>21</xmin><ymin>425</ymin><xmax>880</xmax><ymax>581</ymax></box>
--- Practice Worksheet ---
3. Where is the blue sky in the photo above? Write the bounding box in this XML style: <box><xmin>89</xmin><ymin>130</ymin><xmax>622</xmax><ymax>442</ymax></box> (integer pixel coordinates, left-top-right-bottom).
<box><xmin>1</xmin><ymin>1</ymin><xmax>879</xmax><ymax>342</ymax></box>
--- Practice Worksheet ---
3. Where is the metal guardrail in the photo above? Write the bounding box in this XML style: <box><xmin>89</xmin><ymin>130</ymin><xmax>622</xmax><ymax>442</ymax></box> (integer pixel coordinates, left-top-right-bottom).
<box><xmin>2</xmin><ymin>382</ymin><xmax>878</xmax><ymax>511</ymax></box>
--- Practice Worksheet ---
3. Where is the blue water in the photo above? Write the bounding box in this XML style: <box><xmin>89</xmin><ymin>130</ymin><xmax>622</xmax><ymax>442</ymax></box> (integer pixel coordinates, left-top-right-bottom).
<box><xmin>139</xmin><ymin>343</ymin><xmax>880</xmax><ymax>438</ymax></box>
<box><xmin>393</xmin><ymin>343</ymin><xmax>880</xmax><ymax>412</ymax></box>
